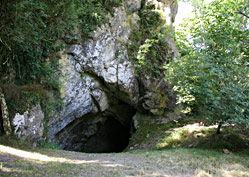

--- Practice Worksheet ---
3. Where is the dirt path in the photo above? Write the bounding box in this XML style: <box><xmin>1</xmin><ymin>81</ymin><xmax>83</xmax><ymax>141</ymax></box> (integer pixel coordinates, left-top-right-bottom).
<box><xmin>0</xmin><ymin>144</ymin><xmax>248</xmax><ymax>177</ymax></box>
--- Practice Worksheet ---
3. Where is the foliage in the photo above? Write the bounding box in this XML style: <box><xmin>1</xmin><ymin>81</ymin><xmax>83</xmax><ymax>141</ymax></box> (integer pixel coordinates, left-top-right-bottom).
<box><xmin>0</xmin><ymin>84</ymin><xmax>62</xmax><ymax>126</ymax></box>
<box><xmin>166</xmin><ymin>0</ymin><xmax>249</xmax><ymax>128</ymax></box>
<box><xmin>75</xmin><ymin>0</ymin><xmax>122</xmax><ymax>40</ymax></box>
<box><xmin>135</xmin><ymin>34</ymin><xmax>171</xmax><ymax>77</ymax></box>
<box><xmin>39</xmin><ymin>141</ymin><xmax>62</xmax><ymax>150</ymax></box>
<box><xmin>1</xmin><ymin>0</ymin><xmax>74</xmax><ymax>86</ymax></box>
<box><xmin>0</xmin><ymin>0</ymin><xmax>122</xmax><ymax>86</ymax></box>
<box><xmin>128</xmin><ymin>116</ymin><xmax>249</xmax><ymax>153</ymax></box>
<box><xmin>139</xmin><ymin>1</ymin><xmax>164</xmax><ymax>37</ymax></box>
<box><xmin>128</xmin><ymin>1</ymin><xmax>173</xmax><ymax>78</ymax></box>
<box><xmin>156</xmin><ymin>124</ymin><xmax>249</xmax><ymax>152</ymax></box>
<box><xmin>0</xmin><ymin>134</ymin><xmax>34</xmax><ymax>149</ymax></box>
<box><xmin>0</xmin><ymin>0</ymin><xmax>122</xmax><ymax>129</ymax></box>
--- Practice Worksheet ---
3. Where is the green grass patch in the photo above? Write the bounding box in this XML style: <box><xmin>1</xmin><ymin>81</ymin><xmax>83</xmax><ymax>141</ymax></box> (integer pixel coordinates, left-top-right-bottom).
<box><xmin>38</xmin><ymin>142</ymin><xmax>62</xmax><ymax>150</ymax></box>
<box><xmin>0</xmin><ymin>143</ymin><xmax>248</xmax><ymax>177</ymax></box>
<box><xmin>128</xmin><ymin>117</ymin><xmax>249</xmax><ymax>154</ymax></box>
<box><xmin>0</xmin><ymin>135</ymin><xmax>34</xmax><ymax>150</ymax></box>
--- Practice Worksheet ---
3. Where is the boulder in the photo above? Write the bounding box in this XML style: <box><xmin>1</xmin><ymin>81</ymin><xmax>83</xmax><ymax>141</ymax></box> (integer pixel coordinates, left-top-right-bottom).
<box><xmin>124</xmin><ymin>0</ymin><xmax>141</xmax><ymax>12</ymax></box>
<box><xmin>12</xmin><ymin>104</ymin><xmax>44</xmax><ymax>142</ymax></box>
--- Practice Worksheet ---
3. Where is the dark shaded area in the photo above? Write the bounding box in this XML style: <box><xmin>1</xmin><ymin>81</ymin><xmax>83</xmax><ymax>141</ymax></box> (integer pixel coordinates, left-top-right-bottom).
<box><xmin>82</xmin><ymin>116</ymin><xmax>131</xmax><ymax>153</ymax></box>
<box><xmin>107</xmin><ymin>102</ymin><xmax>136</xmax><ymax>129</ymax></box>
<box><xmin>59</xmin><ymin>113</ymin><xmax>100</xmax><ymax>152</ymax></box>
<box><xmin>58</xmin><ymin>104</ymin><xmax>136</xmax><ymax>153</ymax></box>
<box><xmin>60</xmin><ymin>115</ymin><xmax>132</xmax><ymax>153</ymax></box>
<box><xmin>0</xmin><ymin>107</ymin><xmax>4</xmax><ymax>135</ymax></box>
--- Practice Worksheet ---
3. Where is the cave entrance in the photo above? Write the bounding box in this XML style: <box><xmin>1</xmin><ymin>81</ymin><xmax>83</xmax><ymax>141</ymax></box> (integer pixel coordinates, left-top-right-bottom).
<box><xmin>58</xmin><ymin>103</ymin><xmax>136</xmax><ymax>153</ymax></box>
<box><xmin>82</xmin><ymin>116</ymin><xmax>131</xmax><ymax>153</ymax></box>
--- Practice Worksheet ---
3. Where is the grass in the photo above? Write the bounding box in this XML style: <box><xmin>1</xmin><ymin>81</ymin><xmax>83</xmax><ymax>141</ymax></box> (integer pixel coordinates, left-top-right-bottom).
<box><xmin>0</xmin><ymin>117</ymin><xmax>248</xmax><ymax>176</ymax></box>
<box><xmin>0</xmin><ymin>144</ymin><xmax>248</xmax><ymax>177</ymax></box>
<box><xmin>156</xmin><ymin>124</ymin><xmax>248</xmax><ymax>152</ymax></box>
<box><xmin>127</xmin><ymin>117</ymin><xmax>249</xmax><ymax>154</ymax></box>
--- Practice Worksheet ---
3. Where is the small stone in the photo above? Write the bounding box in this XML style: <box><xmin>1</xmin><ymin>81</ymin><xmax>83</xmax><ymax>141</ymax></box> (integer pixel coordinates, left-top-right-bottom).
<box><xmin>222</xmin><ymin>149</ymin><xmax>232</xmax><ymax>154</ymax></box>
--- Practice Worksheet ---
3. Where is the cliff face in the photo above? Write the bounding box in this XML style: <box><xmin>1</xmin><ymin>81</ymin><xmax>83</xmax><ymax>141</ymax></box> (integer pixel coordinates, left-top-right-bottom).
<box><xmin>7</xmin><ymin>0</ymin><xmax>180</xmax><ymax>152</ymax></box>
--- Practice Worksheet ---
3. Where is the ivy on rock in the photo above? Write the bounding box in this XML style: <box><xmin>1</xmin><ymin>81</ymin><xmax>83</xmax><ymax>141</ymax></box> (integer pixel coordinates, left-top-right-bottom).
<box><xmin>0</xmin><ymin>0</ymin><xmax>122</xmax><ymax>86</ymax></box>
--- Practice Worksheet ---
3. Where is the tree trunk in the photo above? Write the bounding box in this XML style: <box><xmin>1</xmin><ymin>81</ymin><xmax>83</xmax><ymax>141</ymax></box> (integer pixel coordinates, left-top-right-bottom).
<box><xmin>0</xmin><ymin>87</ymin><xmax>12</xmax><ymax>135</ymax></box>
<box><xmin>216</xmin><ymin>122</ymin><xmax>222</xmax><ymax>134</ymax></box>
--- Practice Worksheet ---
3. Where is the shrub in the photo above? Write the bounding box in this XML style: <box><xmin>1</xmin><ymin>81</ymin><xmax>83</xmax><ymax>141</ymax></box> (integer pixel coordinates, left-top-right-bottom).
<box><xmin>166</xmin><ymin>0</ymin><xmax>249</xmax><ymax>131</ymax></box>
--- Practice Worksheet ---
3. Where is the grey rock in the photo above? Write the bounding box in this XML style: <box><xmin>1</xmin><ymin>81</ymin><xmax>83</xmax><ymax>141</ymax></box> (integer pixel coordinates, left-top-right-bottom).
<box><xmin>47</xmin><ymin>54</ymin><xmax>94</xmax><ymax>138</ymax></box>
<box><xmin>127</xmin><ymin>13</ymin><xmax>140</xmax><ymax>31</ymax></box>
<box><xmin>47</xmin><ymin>53</ymin><xmax>112</xmax><ymax>141</ymax></box>
<box><xmin>69</xmin><ymin>6</ymin><xmax>139</xmax><ymax>105</ymax></box>
<box><xmin>124</xmin><ymin>0</ymin><xmax>141</xmax><ymax>12</ymax></box>
<box><xmin>12</xmin><ymin>104</ymin><xmax>44</xmax><ymax>141</ymax></box>
<box><xmin>45</xmin><ymin>2</ymin><xmax>179</xmax><ymax>147</ymax></box>
<box><xmin>132</xmin><ymin>112</ymin><xmax>169</xmax><ymax>129</ymax></box>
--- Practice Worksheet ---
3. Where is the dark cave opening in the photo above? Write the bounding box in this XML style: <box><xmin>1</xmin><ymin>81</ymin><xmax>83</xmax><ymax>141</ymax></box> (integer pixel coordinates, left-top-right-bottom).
<box><xmin>82</xmin><ymin>116</ymin><xmax>131</xmax><ymax>153</ymax></box>
<box><xmin>58</xmin><ymin>104</ymin><xmax>136</xmax><ymax>153</ymax></box>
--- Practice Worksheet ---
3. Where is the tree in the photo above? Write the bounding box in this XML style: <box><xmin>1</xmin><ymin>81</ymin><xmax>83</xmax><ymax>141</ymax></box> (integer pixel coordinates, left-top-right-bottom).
<box><xmin>0</xmin><ymin>0</ymin><xmax>121</xmax><ymax>86</ymax></box>
<box><xmin>166</xmin><ymin>0</ymin><xmax>249</xmax><ymax>133</ymax></box>
<box><xmin>0</xmin><ymin>0</ymin><xmax>79</xmax><ymax>86</ymax></box>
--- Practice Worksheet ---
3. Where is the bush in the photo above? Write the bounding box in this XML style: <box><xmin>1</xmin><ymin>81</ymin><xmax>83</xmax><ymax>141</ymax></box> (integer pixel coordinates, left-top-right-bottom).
<box><xmin>0</xmin><ymin>0</ymin><xmax>122</xmax><ymax>86</ymax></box>
<box><xmin>166</xmin><ymin>0</ymin><xmax>249</xmax><ymax>130</ymax></box>
<box><xmin>128</xmin><ymin>1</ymin><xmax>173</xmax><ymax>78</ymax></box>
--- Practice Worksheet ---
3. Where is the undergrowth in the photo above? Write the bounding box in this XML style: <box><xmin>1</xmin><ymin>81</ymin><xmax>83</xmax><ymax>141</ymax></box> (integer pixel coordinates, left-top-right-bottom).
<box><xmin>128</xmin><ymin>117</ymin><xmax>249</xmax><ymax>154</ymax></box>
<box><xmin>0</xmin><ymin>84</ymin><xmax>63</xmax><ymax>138</ymax></box>
<box><xmin>127</xmin><ymin>0</ymin><xmax>173</xmax><ymax>79</ymax></box>
<box><xmin>0</xmin><ymin>0</ymin><xmax>122</xmax><ymax>138</ymax></box>
<box><xmin>0</xmin><ymin>0</ymin><xmax>122</xmax><ymax>86</ymax></box>
<box><xmin>0</xmin><ymin>135</ymin><xmax>33</xmax><ymax>150</ymax></box>
<box><xmin>38</xmin><ymin>142</ymin><xmax>62</xmax><ymax>150</ymax></box>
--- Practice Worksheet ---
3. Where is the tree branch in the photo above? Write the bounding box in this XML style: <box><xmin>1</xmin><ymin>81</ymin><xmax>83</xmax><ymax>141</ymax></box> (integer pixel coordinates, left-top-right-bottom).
<box><xmin>237</xmin><ymin>11</ymin><xmax>249</xmax><ymax>19</ymax></box>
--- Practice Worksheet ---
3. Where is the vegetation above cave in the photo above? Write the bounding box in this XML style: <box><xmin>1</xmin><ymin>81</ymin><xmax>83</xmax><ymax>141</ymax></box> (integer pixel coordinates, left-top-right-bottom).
<box><xmin>128</xmin><ymin>0</ymin><xmax>173</xmax><ymax>78</ymax></box>
<box><xmin>0</xmin><ymin>0</ymin><xmax>122</xmax><ymax>127</ymax></box>
<box><xmin>0</xmin><ymin>0</ymin><xmax>121</xmax><ymax>87</ymax></box>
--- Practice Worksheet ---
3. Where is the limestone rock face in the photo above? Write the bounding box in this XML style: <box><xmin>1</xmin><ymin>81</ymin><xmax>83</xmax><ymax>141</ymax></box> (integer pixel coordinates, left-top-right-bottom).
<box><xmin>47</xmin><ymin>0</ymin><xmax>180</xmax><ymax>146</ymax></box>
<box><xmin>70</xmin><ymin>6</ymin><xmax>139</xmax><ymax>105</ymax></box>
<box><xmin>146</xmin><ymin>0</ymin><xmax>178</xmax><ymax>61</ymax></box>
<box><xmin>134</xmin><ymin>0</ymin><xmax>179</xmax><ymax>115</ymax></box>
<box><xmin>7</xmin><ymin>0</ymin><xmax>181</xmax><ymax>150</ymax></box>
<box><xmin>12</xmin><ymin>104</ymin><xmax>44</xmax><ymax>142</ymax></box>
<box><xmin>47</xmin><ymin>54</ymin><xmax>94</xmax><ymax>138</ymax></box>
<box><xmin>46</xmin><ymin>5</ymin><xmax>141</xmax><ymax>142</ymax></box>
<box><xmin>139</xmin><ymin>76</ymin><xmax>178</xmax><ymax>116</ymax></box>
